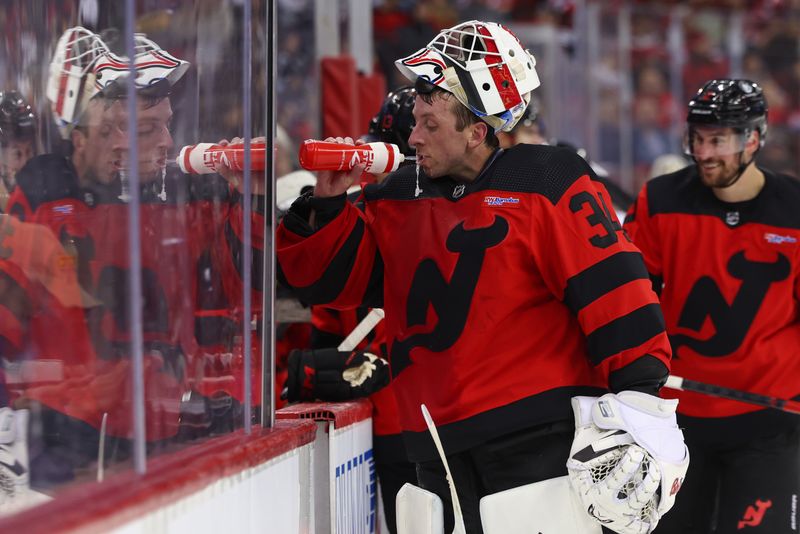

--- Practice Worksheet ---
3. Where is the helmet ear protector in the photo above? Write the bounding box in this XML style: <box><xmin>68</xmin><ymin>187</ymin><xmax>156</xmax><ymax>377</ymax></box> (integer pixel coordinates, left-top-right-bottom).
<box><xmin>395</xmin><ymin>20</ymin><xmax>540</xmax><ymax>133</ymax></box>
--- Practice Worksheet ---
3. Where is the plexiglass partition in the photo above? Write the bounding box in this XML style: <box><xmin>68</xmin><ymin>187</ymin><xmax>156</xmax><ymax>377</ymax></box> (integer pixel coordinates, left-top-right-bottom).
<box><xmin>0</xmin><ymin>0</ymin><xmax>271</xmax><ymax>508</ymax></box>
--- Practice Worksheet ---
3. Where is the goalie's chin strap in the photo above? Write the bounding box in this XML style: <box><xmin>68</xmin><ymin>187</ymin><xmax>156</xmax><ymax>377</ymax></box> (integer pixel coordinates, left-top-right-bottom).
<box><xmin>421</xmin><ymin>404</ymin><xmax>467</xmax><ymax>534</ymax></box>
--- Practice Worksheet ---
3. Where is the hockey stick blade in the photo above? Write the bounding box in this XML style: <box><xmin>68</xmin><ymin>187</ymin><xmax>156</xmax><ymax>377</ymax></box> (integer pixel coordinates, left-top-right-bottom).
<box><xmin>337</xmin><ymin>308</ymin><xmax>385</xmax><ymax>352</ymax></box>
<box><xmin>665</xmin><ymin>375</ymin><xmax>800</xmax><ymax>415</ymax></box>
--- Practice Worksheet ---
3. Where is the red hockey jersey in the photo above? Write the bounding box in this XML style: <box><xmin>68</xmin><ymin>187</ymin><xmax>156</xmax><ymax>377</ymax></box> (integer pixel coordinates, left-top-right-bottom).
<box><xmin>5</xmin><ymin>154</ymin><xmax>264</xmax><ymax>439</ymax></box>
<box><xmin>625</xmin><ymin>166</ymin><xmax>800</xmax><ymax>418</ymax></box>
<box><xmin>279</xmin><ymin>144</ymin><xmax>671</xmax><ymax>462</ymax></box>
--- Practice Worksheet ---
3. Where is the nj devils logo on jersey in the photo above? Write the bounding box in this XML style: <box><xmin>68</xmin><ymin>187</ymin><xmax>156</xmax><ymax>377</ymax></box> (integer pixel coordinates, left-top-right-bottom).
<box><xmin>390</xmin><ymin>216</ymin><xmax>509</xmax><ymax>375</ymax></box>
<box><xmin>737</xmin><ymin>499</ymin><xmax>772</xmax><ymax>530</ymax></box>
<box><xmin>671</xmin><ymin>251</ymin><xmax>790</xmax><ymax>357</ymax></box>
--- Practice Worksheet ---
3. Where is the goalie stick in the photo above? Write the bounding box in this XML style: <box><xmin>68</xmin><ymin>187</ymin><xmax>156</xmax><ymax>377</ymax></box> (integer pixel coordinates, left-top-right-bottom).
<box><xmin>337</xmin><ymin>308</ymin><xmax>385</xmax><ymax>352</ymax></box>
<box><xmin>664</xmin><ymin>375</ymin><xmax>800</xmax><ymax>415</ymax></box>
<box><xmin>279</xmin><ymin>308</ymin><xmax>386</xmax><ymax>400</ymax></box>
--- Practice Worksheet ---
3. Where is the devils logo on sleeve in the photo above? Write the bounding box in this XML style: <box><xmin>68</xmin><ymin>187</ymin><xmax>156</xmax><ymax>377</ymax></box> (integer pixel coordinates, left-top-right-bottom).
<box><xmin>671</xmin><ymin>251</ymin><xmax>790</xmax><ymax>357</ymax></box>
<box><xmin>390</xmin><ymin>216</ymin><xmax>509</xmax><ymax>375</ymax></box>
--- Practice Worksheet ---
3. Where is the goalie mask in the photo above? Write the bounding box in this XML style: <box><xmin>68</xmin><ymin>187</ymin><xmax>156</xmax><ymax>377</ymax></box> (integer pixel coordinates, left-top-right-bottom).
<box><xmin>395</xmin><ymin>20</ymin><xmax>540</xmax><ymax>133</ymax></box>
<box><xmin>94</xmin><ymin>33</ymin><xmax>190</xmax><ymax>101</ymax></box>
<box><xmin>46</xmin><ymin>27</ymin><xmax>112</xmax><ymax>139</ymax></box>
<box><xmin>47</xmin><ymin>27</ymin><xmax>190</xmax><ymax>139</ymax></box>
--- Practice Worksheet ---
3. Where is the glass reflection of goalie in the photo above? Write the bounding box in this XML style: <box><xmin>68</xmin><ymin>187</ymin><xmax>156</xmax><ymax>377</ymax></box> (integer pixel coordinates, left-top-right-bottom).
<box><xmin>0</xmin><ymin>26</ymin><xmax>266</xmax><ymax>502</ymax></box>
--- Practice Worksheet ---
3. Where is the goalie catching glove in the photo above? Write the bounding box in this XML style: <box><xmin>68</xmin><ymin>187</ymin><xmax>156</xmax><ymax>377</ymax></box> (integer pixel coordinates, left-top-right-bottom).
<box><xmin>285</xmin><ymin>348</ymin><xmax>390</xmax><ymax>402</ymax></box>
<box><xmin>566</xmin><ymin>391</ymin><xmax>689</xmax><ymax>534</ymax></box>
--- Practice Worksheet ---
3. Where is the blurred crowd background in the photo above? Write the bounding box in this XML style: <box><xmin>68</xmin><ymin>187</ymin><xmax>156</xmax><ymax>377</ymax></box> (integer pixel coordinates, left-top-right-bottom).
<box><xmin>1</xmin><ymin>0</ymin><xmax>798</xmax><ymax>197</ymax></box>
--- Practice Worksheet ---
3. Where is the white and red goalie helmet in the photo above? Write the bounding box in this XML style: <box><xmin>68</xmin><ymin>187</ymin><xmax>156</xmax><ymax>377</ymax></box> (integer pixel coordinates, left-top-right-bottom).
<box><xmin>46</xmin><ymin>26</ymin><xmax>189</xmax><ymax>139</ymax></box>
<box><xmin>395</xmin><ymin>20</ymin><xmax>540</xmax><ymax>133</ymax></box>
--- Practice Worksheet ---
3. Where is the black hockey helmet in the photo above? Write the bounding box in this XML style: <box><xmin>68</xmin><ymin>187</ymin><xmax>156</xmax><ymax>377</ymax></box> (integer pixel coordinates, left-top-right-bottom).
<box><xmin>686</xmin><ymin>79</ymin><xmax>767</xmax><ymax>146</ymax></box>
<box><xmin>0</xmin><ymin>90</ymin><xmax>36</xmax><ymax>146</ymax></box>
<box><xmin>512</xmin><ymin>97</ymin><xmax>541</xmax><ymax>131</ymax></box>
<box><xmin>367</xmin><ymin>86</ymin><xmax>416</xmax><ymax>157</ymax></box>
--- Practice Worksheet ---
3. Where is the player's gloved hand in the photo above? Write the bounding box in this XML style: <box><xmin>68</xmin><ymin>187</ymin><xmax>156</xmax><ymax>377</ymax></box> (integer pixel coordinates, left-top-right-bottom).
<box><xmin>284</xmin><ymin>348</ymin><xmax>390</xmax><ymax>403</ymax></box>
<box><xmin>566</xmin><ymin>391</ymin><xmax>690</xmax><ymax>534</ymax></box>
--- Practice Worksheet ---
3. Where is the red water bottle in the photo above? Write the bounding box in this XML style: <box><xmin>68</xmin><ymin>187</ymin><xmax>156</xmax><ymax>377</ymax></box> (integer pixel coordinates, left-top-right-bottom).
<box><xmin>298</xmin><ymin>140</ymin><xmax>407</xmax><ymax>174</ymax></box>
<box><xmin>177</xmin><ymin>142</ymin><xmax>266</xmax><ymax>175</ymax></box>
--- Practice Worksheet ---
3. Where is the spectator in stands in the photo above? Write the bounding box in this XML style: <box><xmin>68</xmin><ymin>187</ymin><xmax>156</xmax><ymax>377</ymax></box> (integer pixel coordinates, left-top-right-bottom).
<box><xmin>626</xmin><ymin>79</ymin><xmax>800</xmax><ymax>533</ymax></box>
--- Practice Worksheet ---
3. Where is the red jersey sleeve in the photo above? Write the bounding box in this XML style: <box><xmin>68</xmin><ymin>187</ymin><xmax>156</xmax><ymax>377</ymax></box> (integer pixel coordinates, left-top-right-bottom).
<box><xmin>532</xmin><ymin>175</ymin><xmax>671</xmax><ymax>377</ymax></box>
<box><xmin>277</xmin><ymin>197</ymin><xmax>383</xmax><ymax>310</ymax></box>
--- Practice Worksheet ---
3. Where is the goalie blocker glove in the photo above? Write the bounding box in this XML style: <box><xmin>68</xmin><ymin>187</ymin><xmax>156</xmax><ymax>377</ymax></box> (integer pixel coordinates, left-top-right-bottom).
<box><xmin>285</xmin><ymin>348</ymin><xmax>390</xmax><ymax>402</ymax></box>
<box><xmin>566</xmin><ymin>391</ymin><xmax>690</xmax><ymax>534</ymax></box>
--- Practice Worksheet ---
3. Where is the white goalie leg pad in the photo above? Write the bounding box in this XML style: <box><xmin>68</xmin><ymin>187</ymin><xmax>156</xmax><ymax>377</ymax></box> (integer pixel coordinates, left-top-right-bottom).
<box><xmin>396</xmin><ymin>482</ymin><xmax>445</xmax><ymax>534</ymax></box>
<box><xmin>567</xmin><ymin>392</ymin><xmax>690</xmax><ymax>534</ymax></box>
<box><xmin>0</xmin><ymin>408</ymin><xmax>29</xmax><ymax>502</ymax></box>
<box><xmin>479</xmin><ymin>475</ymin><xmax>603</xmax><ymax>534</ymax></box>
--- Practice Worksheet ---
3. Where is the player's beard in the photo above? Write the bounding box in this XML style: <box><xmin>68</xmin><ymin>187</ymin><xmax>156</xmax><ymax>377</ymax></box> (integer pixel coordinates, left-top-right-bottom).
<box><xmin>696</xmin><ymin>156</ymin><xmax>743</xmax><ymax>189</ymax></box>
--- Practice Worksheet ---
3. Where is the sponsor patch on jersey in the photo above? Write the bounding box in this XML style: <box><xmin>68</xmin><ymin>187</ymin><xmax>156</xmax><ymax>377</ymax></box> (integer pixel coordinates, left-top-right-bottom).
<box><xmin>764</xmin><ymin>232</ymin><xmax>797</xmax><ymax>245</ymax></box>
<box><xmin>52</xmin><ymin>204</ymin><xmax>74</xmax><ymax>215</ymax></box>
<box><xmin>483</xmin><ymin>195</ymin><xmax>520</xmax><ymax>209</ymax></box>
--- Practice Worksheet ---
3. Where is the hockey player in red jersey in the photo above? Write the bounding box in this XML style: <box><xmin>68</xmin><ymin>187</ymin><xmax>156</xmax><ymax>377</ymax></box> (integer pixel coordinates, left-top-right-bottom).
<box><xmin>0</xmin><ymin>91</ymin><xmax>36</xmax><ymax>212</ymax></box>
<box><xmin>3</xmin><ymin>27</ymin><xmax>265</xmax><ymax>488</ymax></box>
<box><xmin>625</xmin><ymin>79</ymin><xmax>800</xmax><ymax>533</ymax></box>
<box><xmin>278</xmin><ymin>20</ymin><xmax>688</xmax><ymax>534</ymax></box>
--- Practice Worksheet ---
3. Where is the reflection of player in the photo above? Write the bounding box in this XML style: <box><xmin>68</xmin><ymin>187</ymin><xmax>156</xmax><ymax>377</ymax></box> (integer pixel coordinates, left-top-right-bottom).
<box><xmin>0</xmin><ymin>213</ymin><xmax>95</xmax><ymax>504</ymax></box>
<box><xmin>279</xmin><ymin>20</ymin><xmax>687</xmax><ymax>534</ymax></box>
<box><xmin>0</xmin><ymin>91</ymin><xmax>36</xmax><ymax>212</ymax></box>
<box><xmin>626</xmin><ymin>79</ymin><xmax>800</xmax><ymax>534</ymax></box>
<box><xmin>5</xmin><ymin>27</ymin><xmax>265</xmax><ymax>487</ymax></box>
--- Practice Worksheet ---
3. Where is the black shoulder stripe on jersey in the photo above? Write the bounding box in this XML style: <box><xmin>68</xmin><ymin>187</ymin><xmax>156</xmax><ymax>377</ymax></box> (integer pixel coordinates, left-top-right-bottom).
<box><xmin>361</xmin><ymin>250</ymin><xmax>385</xmax><ymax>308</ymax></box>
<box><xmin>586</xmin><ymin>303</ymin><xmax>665</xmax><ymax>366</ymax></box>
<box><xmin>276</xmin><ymin>217</ymin><xmax>366</xmax><ymax>305</ymax></box>
<box><xmin>563</xmin><ymin>251</ymin><xmax>650</xmax><ymax>314</ymax></box>
<box><xmin>366</xmin><ymin>145</ymin><xmax>595</xmax><ymax>204</ymax></box>
<box><xmin>224</xmin><ymin>220</ymin><xmax>264</xmax><ymax>292</ymax></box>
<box><xmin>15</xmin><ymin>154</ymin><xmax>81</xmax><ymax>213</ymax></box>
<box><xmin>647</xmin><ymin>166</ymin><xmax>800</xmax><ymax>229</ymax></box>
<box><xmin>487</xmin><ymin>145</ymin><xmax>595</xmax><ymax>204</ymax></box>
